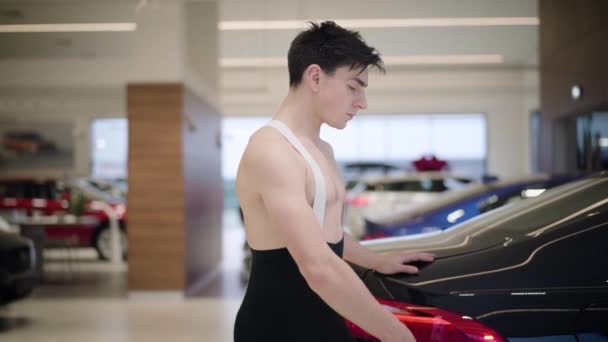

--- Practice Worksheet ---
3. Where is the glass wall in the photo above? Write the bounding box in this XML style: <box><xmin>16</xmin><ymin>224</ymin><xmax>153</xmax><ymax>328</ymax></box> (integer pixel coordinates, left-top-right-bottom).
<box><xmin>577</xmin><ymin>112</ymin><xmax>608</xmax><ymax>172</ymax></box>
<box><xmin>222</xmin><ymin>114</ymin><xmax>487</xmax><ymax>208</ymax></box>
<box><xmin>90</xmin><ymin>118</ymin><xmax>128</xmax><ymax>180</ymax></box>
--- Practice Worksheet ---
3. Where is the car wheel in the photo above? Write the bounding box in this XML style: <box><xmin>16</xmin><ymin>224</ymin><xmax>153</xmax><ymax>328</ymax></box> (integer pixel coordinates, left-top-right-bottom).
<box><xmin>93</xmin><ymin>222</ymin><xmax>128</xmax><ymax>260</ymax></box>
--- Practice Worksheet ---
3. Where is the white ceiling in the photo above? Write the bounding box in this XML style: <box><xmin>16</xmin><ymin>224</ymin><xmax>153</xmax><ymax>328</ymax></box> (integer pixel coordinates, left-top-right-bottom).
<box><xmin>0</xmin><ymin>0</ymin><xmax>136</xmax><ymax>59</ymax></box>
<box><xmin>220</xmin><ymin>0</ymin><xmax>538</xmax><ymax>66</ymax></box>
<box><xmin>219</xmin><ymin>0</ymin><xmax>538</xmax><ymax>115</ymax></box>
<box><xmin>0</xmin><ymin>0</ymin><xmax>539</xmax><ymax>115</ymax></box>
<box><xmin>0</xmin><ymin>0</ymin><xmax>538</xmax><ymax>63</ymax></box>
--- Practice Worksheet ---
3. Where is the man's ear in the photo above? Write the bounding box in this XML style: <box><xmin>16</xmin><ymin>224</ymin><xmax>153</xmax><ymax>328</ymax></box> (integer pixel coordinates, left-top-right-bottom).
<box><xmin>304</xmin><ymin>64</ymin><xmax>321</xmax><ymax>92</ymax></box>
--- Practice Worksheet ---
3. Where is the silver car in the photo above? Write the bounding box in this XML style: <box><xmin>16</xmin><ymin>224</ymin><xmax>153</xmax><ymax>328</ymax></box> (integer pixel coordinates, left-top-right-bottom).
<box><xmin>344</xmin><ymin>172</ymin><xmax>476</xmax><ymax>238</ymax></box>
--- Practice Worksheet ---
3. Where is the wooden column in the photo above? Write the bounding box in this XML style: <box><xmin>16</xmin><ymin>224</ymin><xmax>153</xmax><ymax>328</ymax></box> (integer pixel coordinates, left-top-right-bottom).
<box><xmin>126</xmin><ymin>83</ymin><xmax>222</xmax><ymax>293</ymax></box>
<box><xmin>539</xmin><ymin>0</ymin><xmax>608</xmax><ymax>172</ymax></box>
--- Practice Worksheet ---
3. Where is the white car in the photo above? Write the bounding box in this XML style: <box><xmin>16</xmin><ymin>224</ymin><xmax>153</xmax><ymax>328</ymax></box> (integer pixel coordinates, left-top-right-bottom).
<box><xmin>0</xmin><ymin>216</ymin><xmax>19</xmax><ymax>234</ymax></box>
<box><xmin>65</xmin><ymin>178</ymin><xmax>126</xmax><ymax>204</ymax></box>
<box><xmin>344</xmin><ymin>172</ymin><xmax>476</xmax><ymax>238</ymax></box>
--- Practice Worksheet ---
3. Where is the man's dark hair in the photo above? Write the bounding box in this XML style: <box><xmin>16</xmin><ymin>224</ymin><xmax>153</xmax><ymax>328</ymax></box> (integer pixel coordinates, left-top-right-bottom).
<box><xmin>287</xmin><ymin>21</ymin><xmax>385</xmax><ymax>87</ymax></box>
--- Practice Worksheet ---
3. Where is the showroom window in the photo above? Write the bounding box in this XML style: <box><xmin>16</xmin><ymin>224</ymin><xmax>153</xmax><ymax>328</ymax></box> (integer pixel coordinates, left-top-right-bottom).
<box><xmin>222</xmin><ymin>114</ymin><xmax>487</xmax><ymax>208</ymax></box>
<box><xmin>90</xmin><ymin>118</ymin><xmax>128</xmax><ymax>179</ymax></box>
<box><xmin>320</xmin><ymin>114</ymin><xmax>486</xmax><ymax>175</ymax></box>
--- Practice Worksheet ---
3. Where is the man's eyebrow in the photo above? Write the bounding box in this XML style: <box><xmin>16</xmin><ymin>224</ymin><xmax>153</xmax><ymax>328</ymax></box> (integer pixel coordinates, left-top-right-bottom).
<box><xmin>352</xmin><ymin>77</ymin><xmax>368</xmax><ymax>88</ymax></box>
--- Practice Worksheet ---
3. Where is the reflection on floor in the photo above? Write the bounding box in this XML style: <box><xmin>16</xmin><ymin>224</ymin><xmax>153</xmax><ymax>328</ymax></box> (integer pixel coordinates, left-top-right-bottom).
<box><xmin>35</xmin><ymin>248</ymin><xmax>128</xmax><ymax>299</ymax></box>
<box><xmin>0</xmin><ymin>297</ymin><xmax>241</xmax><ymax>342</ymax></box>
<box><xmin>191</xmin><ymin>209</ymin><xmax>247</xmax><ymax>299</ymax></box>
<box><xmin>0</xmin><ymin>209</ymin><xmax>247</xmax><ymax>342</ymax></box>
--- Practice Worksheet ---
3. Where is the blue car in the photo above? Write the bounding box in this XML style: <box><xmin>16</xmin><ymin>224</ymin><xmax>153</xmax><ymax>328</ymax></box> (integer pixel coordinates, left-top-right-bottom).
<box><xmin>363</xmin><ymin>174</ymin><xmax>580</xmax><ymax>239</ymax></box>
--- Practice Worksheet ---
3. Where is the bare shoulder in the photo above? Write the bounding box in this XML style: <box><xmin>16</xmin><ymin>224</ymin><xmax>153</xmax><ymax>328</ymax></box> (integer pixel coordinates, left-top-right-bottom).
<box><xmin>237</xmin><ymin>127</ymin><xmax>306</xmax><ymax>192</ymax></box>
<box><xmin>242</xmin><ymin>127</ymin><xmax>300</xmax><ymax>168</ymax></box>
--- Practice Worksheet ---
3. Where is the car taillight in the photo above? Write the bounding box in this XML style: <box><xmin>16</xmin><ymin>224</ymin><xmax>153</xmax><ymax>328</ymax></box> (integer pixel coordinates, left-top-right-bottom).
<box><xmin>345</xmin><ymin>298</ymin><xmax>506</xmax><ymax>342</ymax></box>
<box><xmin>346</xmin><ymin>196</ymin><xmax>369</xmax><ymax>207</ymax></box>
<box><xmin>361</xmin><ymin>231</ymin><xmax>390</xmax><ymax>240</ymax></box>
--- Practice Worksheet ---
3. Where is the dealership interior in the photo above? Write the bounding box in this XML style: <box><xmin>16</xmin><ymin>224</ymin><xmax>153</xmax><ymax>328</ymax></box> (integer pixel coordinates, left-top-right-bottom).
<box><xmin>1</xmin><ymin>0</ymin><xmax>607</xmax><ymax>341</ymax></box>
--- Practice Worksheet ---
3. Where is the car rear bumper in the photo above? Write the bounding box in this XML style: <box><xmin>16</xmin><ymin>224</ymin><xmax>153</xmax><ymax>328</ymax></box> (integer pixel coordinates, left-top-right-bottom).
<box><xmin>0</xmin><ymin>270</ymin><xmax>36</xmax><ymax>305</ymax></box>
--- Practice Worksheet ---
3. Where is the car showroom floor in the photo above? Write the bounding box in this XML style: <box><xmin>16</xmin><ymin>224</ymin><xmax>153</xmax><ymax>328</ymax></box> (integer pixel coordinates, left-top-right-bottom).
<box><xmin>0</xmin><ymin>209</ymin><xmax>247</xmax><ymax>342</ymax></box>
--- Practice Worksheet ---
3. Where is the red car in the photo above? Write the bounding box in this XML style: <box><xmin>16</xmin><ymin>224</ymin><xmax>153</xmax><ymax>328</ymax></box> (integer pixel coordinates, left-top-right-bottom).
<box><xmin>0</xmin><ymin>179</ymin><xmax>127</xmax><ymax>260</ymax></box>
<box><xmin>347</xmin><ymin>297</ymin><xmax>506</xmax><ymax>342</ymax></box>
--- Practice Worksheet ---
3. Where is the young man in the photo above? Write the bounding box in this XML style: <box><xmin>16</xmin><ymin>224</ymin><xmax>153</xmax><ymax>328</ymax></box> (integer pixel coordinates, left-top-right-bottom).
<box><xmin>233</xmin><ymin>21</ymin><xmax>434</xmax><ymax>342</ymax></box>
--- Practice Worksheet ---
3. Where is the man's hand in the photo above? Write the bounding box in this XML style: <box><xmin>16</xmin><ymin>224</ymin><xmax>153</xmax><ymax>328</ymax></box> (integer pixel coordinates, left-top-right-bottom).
<box><xmin>375</xmin><ymin>251</ymin><xmax>435</xmax><ymax>275</ymax></box>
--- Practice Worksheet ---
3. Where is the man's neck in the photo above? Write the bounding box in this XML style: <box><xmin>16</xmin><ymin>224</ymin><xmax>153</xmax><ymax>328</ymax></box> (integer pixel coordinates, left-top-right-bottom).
<box><xmin>273</xmin><ymin>89</ymin><xmax>323</xmax><ymax>145</ymax></box>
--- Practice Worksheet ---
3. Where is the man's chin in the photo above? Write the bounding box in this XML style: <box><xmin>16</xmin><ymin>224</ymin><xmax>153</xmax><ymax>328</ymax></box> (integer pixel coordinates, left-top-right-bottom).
<box><xmin>326</xmin><ymin>121</ymin><xmax>348</xmax><ymax>130</ymax></box>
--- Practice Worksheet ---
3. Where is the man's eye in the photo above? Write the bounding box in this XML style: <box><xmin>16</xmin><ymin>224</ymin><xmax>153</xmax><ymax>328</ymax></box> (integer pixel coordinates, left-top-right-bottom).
<box><xmin>348</xmin><ymin>85</ymin><xmax>356</xmax><ymax>91</ymax></box>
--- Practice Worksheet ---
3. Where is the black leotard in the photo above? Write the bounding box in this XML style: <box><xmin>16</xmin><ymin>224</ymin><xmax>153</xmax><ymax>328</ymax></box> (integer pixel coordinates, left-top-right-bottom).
<box><xmin>233</xmin><ymin>238</ymin><xmax>354</xmax><ymax>341</ymax></box>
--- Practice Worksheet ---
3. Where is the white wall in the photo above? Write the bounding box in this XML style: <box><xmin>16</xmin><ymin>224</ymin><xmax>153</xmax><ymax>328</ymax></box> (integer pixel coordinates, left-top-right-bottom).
<box><xmin>0</xmin><ymin>0</ymin><xmax>219</xmax><ymax>109</ymax></box>
<box><xmin>0</xmin><ymin>0</ymin><xmax>538</xmax><ymax>180</ymax></box>
<box><xmin>221</xmin><ymin>66</ymin><xmax>539</xmax><ymax>178</ymax></box>
<box><xmin>0</xmin><ymin>87</ymin><xmax>125</xmax><ymax>179</ymax></box>
<box><xmin>0</xmin><ymin>0</ymin><xmax>220</xmax><ymax>179</ymax></box>
<box><xmin>0</xmin><ymin>67</ymin><xmax>538</xmax><ymax>180</ymax></box>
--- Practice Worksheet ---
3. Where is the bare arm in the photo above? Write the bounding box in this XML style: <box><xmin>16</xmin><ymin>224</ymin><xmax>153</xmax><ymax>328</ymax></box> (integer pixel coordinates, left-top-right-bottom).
<box><xmin>343</xmin><ymin>232</ymin><xmax>383</xmax><ymax>269</ymax></box>
<box><xmin>244</xmin><ymin>136</ymin><xmax>413</xmax><ymax>342</ymax></box>
<box><xmin>321</xmin><ymin>141</ymin><xmax>434</xmax><ymax>274</ymax></box>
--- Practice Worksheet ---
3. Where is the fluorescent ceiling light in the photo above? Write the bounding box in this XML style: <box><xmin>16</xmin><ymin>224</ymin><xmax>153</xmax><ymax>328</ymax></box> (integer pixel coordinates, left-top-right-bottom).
<box><xmin>221</xmin><ymin>57</ymin><xmax>285</xmax><ymax>68</ymax></box>
<box><xmin>384</xmin><ymin>55</ymin><xmax>503</xmax><ymax>65</ymax></box>
<box><xmin>219</xmin><ymin>17</ymin><xmax>539</xmax><ymax>30</ymax></box>
<box><xmin>220</xmin><ymin>54</ymin><xmax>503</xmax><ymax>68</ymax></box>
<box><xmin>0</xmin><ymin>23</ymin><xmax>137</xmax><ymax>33</ymax></box>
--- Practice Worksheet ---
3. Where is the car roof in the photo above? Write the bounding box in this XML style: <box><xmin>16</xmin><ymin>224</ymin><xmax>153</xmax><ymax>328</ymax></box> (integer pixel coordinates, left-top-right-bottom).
<box><xmin>0</xmin><ymin>178</ymin><xmax>57</xmax><ymax>184</ymax></box>
<box><xmin>343</xmin><ymin>161</ymin><xmax>401</xmax><ymax>170</ymax></box>
<box><xmin>367</xmin><ymin>175</ymin><xmax>552</xmax><ymax>224</ymax></box>
<box><xmin>363</xmin><ymin>173</ymin><xmax>607</xmax><ymax>253</ymax></box>
<box><xmin>355</xmin><ymin>171</ymin><xmax>475</xmax><ymax>184</ymax></box>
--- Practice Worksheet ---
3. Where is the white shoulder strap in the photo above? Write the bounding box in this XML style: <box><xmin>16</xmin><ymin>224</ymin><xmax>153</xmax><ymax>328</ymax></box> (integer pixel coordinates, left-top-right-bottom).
<box><xmin>266</xmin><ymin>120</ymin><xmax>326</xmax><ymax>228</ymax></box>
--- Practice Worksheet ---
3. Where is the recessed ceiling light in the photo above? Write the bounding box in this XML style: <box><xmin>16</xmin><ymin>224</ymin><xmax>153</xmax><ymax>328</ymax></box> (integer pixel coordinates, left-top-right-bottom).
<box><xmin>0</xmin><ymin>23</ymin><xmax>137</xmax><ymax>33</ymax></box>
<box><xmin>383</xmin><ymin>55</ymin><xmax>503</xmax><ymax>65</ymax></box>
<box><xmin>220</xmin><ymin>54</ymin><xmax>504</xmax><ymax>68</ymax></box>
<box><xmin>220</xmin><ymin>57</ymin><xmax>285</xmax><ymax>68</ymax></box>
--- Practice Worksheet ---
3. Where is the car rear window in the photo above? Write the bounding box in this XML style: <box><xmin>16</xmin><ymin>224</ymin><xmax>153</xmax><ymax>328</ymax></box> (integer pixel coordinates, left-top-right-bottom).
<box><xmin>377</xmin><ymin>179</ymin><xmax>448</xmax><ymax>192</ymax></box>
<box><xmin>377</xmin><ymin>177</ymin><xmax>608</xmax><ymax>256</ymax></box>
<box><xmin>0</xmin><ymin>182</ymin><xmax>23</xmax><ymax>198</ymax></box>
<box><xmin>468</xmin><ymin>177</ymin><xmax>608</xmax><ymax>240</ymax></box>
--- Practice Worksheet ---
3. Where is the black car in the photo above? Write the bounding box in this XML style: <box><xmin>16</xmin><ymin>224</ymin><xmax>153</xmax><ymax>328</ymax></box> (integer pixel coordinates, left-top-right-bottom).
<box><xmin>354</xmin><ymin>173</ymin><xmax>608</xmax><ymax>340</ymax></box>
<box><xmin>0</xmin><ymin>230</ymin><xmax>36</xmax><ymax>306</ymax></box>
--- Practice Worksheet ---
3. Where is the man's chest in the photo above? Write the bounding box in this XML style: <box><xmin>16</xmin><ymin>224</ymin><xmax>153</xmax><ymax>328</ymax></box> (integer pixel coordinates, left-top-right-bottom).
<box><xmin>301</xmin><ymin>143</ymin><xmax>345</xmax><ymax>206</ymax></box>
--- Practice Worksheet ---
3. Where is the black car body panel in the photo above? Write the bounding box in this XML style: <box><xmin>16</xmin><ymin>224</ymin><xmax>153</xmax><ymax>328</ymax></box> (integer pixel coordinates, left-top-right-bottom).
<box><xmin>355</xmin><ymin>174</ymin><xmax>608</xmax><ymax>338</ymax></box>
<box><xmin>0</xmin><ymin>230</ymin><xmax>36</xmax><ymax>305</ymax></box>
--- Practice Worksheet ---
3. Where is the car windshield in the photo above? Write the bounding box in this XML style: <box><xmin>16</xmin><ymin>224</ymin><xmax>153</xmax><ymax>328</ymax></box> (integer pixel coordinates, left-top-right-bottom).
<box><xmin>466</xmin><ymin>176</ymin><xmax>607</xmax><ymax>238</ymax></box>
<box><xmin>345</xmin><ymin>180</ymin><xmax>360</xmax><ymax>191</ymax></box>
<box><xmin>379</xmin><ymin>179</ymin><xmax>448</xmax><ymax>192</ymax></box>
<box><xmin>364</xmin><ymin>175</ymin><xmax>608</xmax><ymax>253</ymax></box>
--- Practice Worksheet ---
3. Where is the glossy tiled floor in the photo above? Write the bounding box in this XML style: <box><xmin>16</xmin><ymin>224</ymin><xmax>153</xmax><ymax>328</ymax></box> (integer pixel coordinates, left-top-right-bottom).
<box><xmin>0</xmin><ymin>297</ymin><xmax>242</xmax><ymax>342</ymax></box>
<box><xmin>0</xmin><ymin>209</ymin><xmax>247</xmax><ymax>342</ymax></box>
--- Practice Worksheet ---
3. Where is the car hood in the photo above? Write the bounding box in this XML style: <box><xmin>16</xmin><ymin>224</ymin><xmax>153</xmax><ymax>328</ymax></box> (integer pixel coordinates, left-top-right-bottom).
<box><xmin>0</xmin><ymin>230</ymin><xmax>30</xmax><ymax>250</ymax></box>
<box><xmin>368</xmin><ymin>176</ymin><xmax>551</xmax><ymax>226</ymax></box>
<box><xmin>361</xmin><ymin>222</ymin><xmax>508</xmax><ymax>259</ymax></box>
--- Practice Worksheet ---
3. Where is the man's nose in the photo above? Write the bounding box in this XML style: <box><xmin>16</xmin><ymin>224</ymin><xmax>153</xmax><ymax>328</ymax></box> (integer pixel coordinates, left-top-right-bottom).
<box><xmin>355</xmin><ymin>93</ymin><xmax>367</xmax><ymax>110</ymax></box>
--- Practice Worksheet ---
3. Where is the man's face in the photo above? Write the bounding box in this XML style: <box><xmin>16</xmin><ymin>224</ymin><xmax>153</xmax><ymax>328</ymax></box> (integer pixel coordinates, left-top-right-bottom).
<box><xmin>316</xmin><ymin>66</ymin><xmax>368</xmax><ymax>129</ymax></box>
